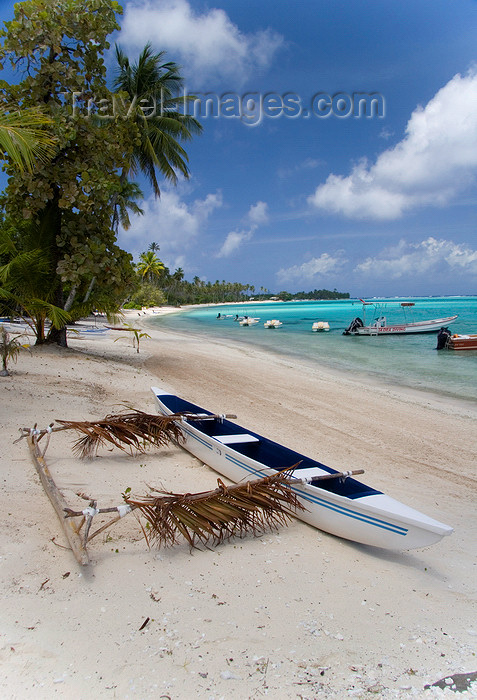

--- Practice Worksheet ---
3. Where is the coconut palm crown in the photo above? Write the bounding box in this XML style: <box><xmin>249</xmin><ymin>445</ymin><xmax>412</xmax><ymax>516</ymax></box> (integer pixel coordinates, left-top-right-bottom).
<box><xmin>136</xmin><ymin>250</ymin><xmax>165</xmax><ymax>282</ymax></box>
<box><xmin>114</xmin><ymin>43</ymin><xmax>202</xmax><ymax>197</ymax></box>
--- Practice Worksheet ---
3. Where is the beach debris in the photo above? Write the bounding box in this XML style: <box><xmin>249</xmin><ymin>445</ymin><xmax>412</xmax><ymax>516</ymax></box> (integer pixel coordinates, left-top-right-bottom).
<box><xmin>139</xmin><ymin>617</ymin><xmax>150</xmax><ymax>631</ymax></box>
<box><xmin>220</xmin><ymin>670</ymin><xmax>241</xmax><ymax>680</ymax></box>
<box><xmin>122</xmin><ymin>471</ymin><xmax>305</xmax><ymax>550</ymax></box>
<box><xmin>424</xmin><ymin>671</ymin><xmax>477</xmax><ymax>692</ymax></box>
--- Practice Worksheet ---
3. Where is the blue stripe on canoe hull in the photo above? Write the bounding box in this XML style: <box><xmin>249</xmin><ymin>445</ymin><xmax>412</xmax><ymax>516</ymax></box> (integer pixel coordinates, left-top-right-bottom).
<box><xmin>171</xmin><ymin>418</ymin><xmax>408</xmax><ymax>539</ymax></box>
<box><xmin>293</xmin><ymin>490</ymin><xmax>407</xmax><ymax>536</ymax></box>
<box><xmin>182</xmin><ymin>426</ymin><xmax>214</xmax><ymax>451</ymax></box>
<box><xmin>224</xmin><ymin>453</ymin><xmax>408</xmax><ymax>537</ymax></box>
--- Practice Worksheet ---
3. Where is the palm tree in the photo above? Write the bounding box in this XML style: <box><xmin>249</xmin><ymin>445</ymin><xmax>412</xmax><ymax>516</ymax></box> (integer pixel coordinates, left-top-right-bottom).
<box><xmin>114</xmin><ymin>43</ymin><xmax>202</xmax><ymax>197</ymax></box>
<box><xmin>136</xmin><ymin>251</ymin><xmax>165</xmax><ymax>283</ymax></box>
<box><xmin>173</xmin><ymin>267</ymin><xmax>184</xmax><ymax>283</ymax></box>
<box><xmin>0</xmin><ymin>325</ymin><xmax>27</xmax><ymax>376</ymax></box>
<box><xmin>0</xmin><ymin>104</ymin><xmax>56</xmax><ymax>172</ymax></box>
<box><xmin>110</xmin><ymin>180</ymin><xmax>144</xmax><ymax>233</ymax></box>
<box><xmin>0</xmin><ymin>218</ymin><xmax>73</xmax><ymax>344</ymax></box>
<box><xmin>149</xmin><ymin>242</ymin><xmax>160</xmax><ymax>252</ymax></box>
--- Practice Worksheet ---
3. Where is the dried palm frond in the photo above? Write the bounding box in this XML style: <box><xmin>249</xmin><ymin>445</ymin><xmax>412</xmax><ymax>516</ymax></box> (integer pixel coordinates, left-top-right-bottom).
<box><xmin>56</xmin><ymin>410</ymin><xmax>185</xmax><ymax>458</ymax></box>
<box><xmin>125</xmin><ymin>469</ymin><xmax>305</xmax><ymax>549</ymax></box>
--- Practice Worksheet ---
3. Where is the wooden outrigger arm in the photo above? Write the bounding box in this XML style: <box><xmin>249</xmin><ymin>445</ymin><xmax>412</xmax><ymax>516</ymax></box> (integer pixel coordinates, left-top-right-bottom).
<box><xmin>27</xmin><ymin>433</ymin><xmax>90</xmax><ymax>566</ymax></box>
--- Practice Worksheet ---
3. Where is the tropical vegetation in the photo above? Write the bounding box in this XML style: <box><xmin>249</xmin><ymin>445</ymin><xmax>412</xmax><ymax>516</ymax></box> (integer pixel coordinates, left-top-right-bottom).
<box><xmin>277</xmin><ymin>289</ymin><xmax>349</xmax><ymax>301</ymax></box>
<box><xmin>0</xmin><ymin>105</ymin><xmax>56</xmax><ymax>172</ymax></box>
<box><xmin>0</xmin><ymin>0</ymin><xmax>200</xmax><ymax>346</ymax></box>
<box><xmin>0</xmin><ymin>0</ymin><xmax>348</xmax><ymax>336</ymax></box>
<box><xmin>0</xmin><ymin>324</ymin><xmax>28</xmax><ymax>376</ymax></box>
<box><xmin>113</xmin><ymin>42</ymin><xmax>201</xmax><ymax>196</ymax></box>
<box><xmin>124</xmin><ymin>244</ymin><xmax>348</xmax><ymax>308</ymax></box>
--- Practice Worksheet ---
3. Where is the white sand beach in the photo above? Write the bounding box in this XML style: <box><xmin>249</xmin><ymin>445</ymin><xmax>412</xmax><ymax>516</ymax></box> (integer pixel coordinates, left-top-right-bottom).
<box><xmin>1</xmin><ymin>309</ymin><xmax>476</xmax><ymax>699</ymax></box>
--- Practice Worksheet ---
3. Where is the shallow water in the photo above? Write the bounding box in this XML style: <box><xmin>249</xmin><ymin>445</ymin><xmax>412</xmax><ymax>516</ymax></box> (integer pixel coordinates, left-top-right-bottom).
<box><xmin>151</xmin><ymin>297</ymin><xmax>477</xmax><ymax>404</ymax></box>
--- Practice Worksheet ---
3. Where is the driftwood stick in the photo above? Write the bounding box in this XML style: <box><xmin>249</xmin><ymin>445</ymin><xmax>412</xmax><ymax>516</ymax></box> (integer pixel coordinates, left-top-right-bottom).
<box><xmin>27</xmin><ymin>435</ymin><xmax>90</xmax><ymax>566</ymax></box>
<box><xmin>87</xmin><ymin>515</ymin><xmax>122</xmax><ymax>542</ymax></box>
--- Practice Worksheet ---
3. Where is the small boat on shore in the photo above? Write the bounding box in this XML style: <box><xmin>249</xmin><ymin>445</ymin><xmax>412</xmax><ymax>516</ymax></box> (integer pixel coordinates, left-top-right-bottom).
<box><xmin>438</xmin><ymin>330</ymin><xmax>477</xmax><ymax>351</ymax></box>
<box><xmin>312</xmin><ymin>321</ymin><xmax>330</xmax><ymax>332</ymax></box>
<box><xmin>264</xmin><ymin>319</ymin><xmax>283</xmax><ymax>329</ymax></box>
<box><xmin>344</xmin><ymin>300</ymin><xmax>458</xmax><ymax>336</ymax></box>
<box><xmin>151</xmin><ymin>387</ymin><xmax>453</xmax><ymax>550</ymax></box>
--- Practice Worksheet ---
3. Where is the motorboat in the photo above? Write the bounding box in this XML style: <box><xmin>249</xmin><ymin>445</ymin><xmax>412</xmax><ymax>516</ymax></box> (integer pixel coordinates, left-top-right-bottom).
<box><xmin>344</xmin><ymin>300</ymin><xmax>458</xmax><ymax>336</ymax></box>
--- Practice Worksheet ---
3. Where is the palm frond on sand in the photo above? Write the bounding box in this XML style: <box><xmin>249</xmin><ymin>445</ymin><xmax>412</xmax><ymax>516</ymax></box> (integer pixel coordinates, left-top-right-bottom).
<box><xmin>55</xmin><ymin>410</ymin><xmax>185</xmax><ymax>458</ymax></box>
<box><xmin>125</xmin><ymin>469</ymin><xmax>305</xmax><ymax>549</ymax></box>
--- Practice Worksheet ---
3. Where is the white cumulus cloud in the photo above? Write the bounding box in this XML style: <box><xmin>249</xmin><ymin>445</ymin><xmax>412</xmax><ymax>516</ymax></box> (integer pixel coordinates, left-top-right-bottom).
<box><xmin>120</xmin><ymin>0</ymin><xmax>284</xmax><ymax>86</ymax></box>
<box><xmin>215</xmin><ymin>200</ymin><xmax>269</xmax><ymax>258</ymax></box>
<box><xmin>354</xmin><ymin>237</ymin><xmax>477</xmax><ymax>279</ymax></box>
<box><xmin>119</xmin><ymin>187</ymin><xmax>222</xmax><ymax>268</ymax></box>
<box><xmin>248</xmin><ymin>201</ymin><xmax>269</xmax><ymax>224</ymax></box>
<box><xmin>308</xmin><ymin>69</ymin><xmax>477</xmax><ymax>220</ymax></box>
<box><xmin>277</xmin><ymin>252</ymin><xmax>347</xmax><ymax>285</ymax></box>
<box><xmin>216</xmin><ymin>227</ymin><xmax>254</xmax><ymax>258</ymax></box>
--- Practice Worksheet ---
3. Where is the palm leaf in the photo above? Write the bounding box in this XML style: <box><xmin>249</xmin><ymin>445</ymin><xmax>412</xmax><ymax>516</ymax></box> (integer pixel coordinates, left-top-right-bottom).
<box><xmin>125</xmin><ymin>470</ymin><xmax>305</xmax><ymax>549</ymax></box>
<box><xmin>56</xmin><ymin>410</ymin><xmax>185</xmax><ymax>458</ymax></box>
<box><xmin>0</xmin><ymin>105</ymin><xmax>57</xmax><ymax>171</ymax></box>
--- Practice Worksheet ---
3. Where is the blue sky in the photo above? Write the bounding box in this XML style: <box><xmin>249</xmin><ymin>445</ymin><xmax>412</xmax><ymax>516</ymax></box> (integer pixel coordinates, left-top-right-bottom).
<box><xmin>2</xmin><ymin>0</ymin><xmax>477</xmax><ymax>296</ymax></box>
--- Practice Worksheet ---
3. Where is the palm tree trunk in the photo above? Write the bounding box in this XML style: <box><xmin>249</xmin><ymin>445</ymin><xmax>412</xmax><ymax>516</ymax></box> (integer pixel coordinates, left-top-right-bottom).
<box><xmin>45</xmin><ymin>186</ymin><xmax>68</xmax><ymax>347</ymax></box>
<box><xmin>46</xmin><ymin>286</ymin><xmax>67</xmax><ymax>347</ymax></box>
<box><xmin>64</xmin><ymin>284</ymin><xmax>78</xmax><ymax>312</ymax></box>
<box><xmin>82</xmin><ymin>277</ymin><xmax>96</xmax><ymax>303</ymax></box>
<box><xmin>34</xmin><ymin>316</ymin><xmax>45</xmax><ymax>345</ymax></box>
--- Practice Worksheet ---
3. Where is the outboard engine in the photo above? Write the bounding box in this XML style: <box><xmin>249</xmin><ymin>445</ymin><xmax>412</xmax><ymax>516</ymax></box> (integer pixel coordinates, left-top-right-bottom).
<box><xmin>436</xmin><ymin>327</ymin><xmax>451</xmax><ymax>350</ymax></box>
<box><xmin>343</xmin><ymin>317</ymin><xmax>364</xmax><ymax>335</ymax></box>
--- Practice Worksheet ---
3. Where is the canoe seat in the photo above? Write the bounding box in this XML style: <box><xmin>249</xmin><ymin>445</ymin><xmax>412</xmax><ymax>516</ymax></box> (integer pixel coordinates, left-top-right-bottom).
<box><xmin>289</xmin><ymin>467</ymin><xmax>329</xmax><ymax>481</ymax></box>
<box><xmin>213</xmin><ymin>433</ymin><xmax>259</xmax><ymax>445</ymax></box>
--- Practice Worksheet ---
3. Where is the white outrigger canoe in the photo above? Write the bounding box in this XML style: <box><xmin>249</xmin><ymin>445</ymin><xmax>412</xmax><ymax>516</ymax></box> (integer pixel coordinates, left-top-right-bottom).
<box><xmin>151</xmin><ymin>387</ymin><xmax>453</xmax><ymax>550</ymax></box>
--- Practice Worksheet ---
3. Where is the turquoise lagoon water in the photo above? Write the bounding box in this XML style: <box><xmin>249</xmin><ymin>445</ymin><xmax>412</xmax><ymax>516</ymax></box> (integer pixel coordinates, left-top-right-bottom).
<box><xmin>151</xmin><ymin>297</ymin><xmax>477</xmax><ymax>404</ymax></box>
